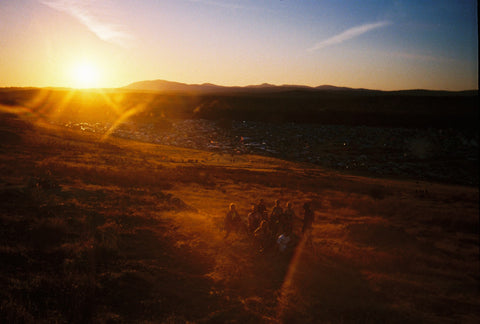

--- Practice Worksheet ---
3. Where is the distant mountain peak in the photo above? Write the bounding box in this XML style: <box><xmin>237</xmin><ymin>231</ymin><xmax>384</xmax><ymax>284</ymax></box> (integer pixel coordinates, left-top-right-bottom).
<box><xmin>117</xmin><ymin>79</ymin><xmax>477</xmax><ymax>94</ymax></box>
<box><xmin>316</xmin><ymin>85</ymin><xmax>353</xmax><ymax>91</ymax></box>
<box><xmin>123</xmin><ymin>79</ymin><xmax>368</xmax><ymax>93</ymax></box>
<box><xmin>125</xmin><ymin>79</ymin><xmax>462</xmax><ymax>94</ymax></box>
<box><xmin>245</xmin><ymin>83</ymin><xmax>276</xmax><ymax>88</ymax></box>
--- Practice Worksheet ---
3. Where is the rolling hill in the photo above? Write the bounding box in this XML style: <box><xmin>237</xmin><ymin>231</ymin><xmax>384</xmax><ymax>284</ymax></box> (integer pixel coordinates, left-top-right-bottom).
<box><xmin>1</xmin><ymin>106</ymin><xmax>478</xmax><ymax>323</ymax></box>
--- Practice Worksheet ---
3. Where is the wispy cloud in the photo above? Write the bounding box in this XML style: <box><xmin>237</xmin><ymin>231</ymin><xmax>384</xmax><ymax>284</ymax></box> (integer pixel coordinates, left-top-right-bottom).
<box><xmin>40</xmin><ymin>0</ymin><xmax>133</xmax><ymax>47</ymax></box>
<box><xmin>391</xmin><ymin>51</ymin><xmax>456</xmax><ymax>63</ymax></box>
<box><xmin>309</xmin><ymin>21</ymin><xmax>391</xmax><ymax>52</ymax></box>
<box><xmin>188</xmin><ymin>0</ymin><xmax>246</xmax><ymax>10</ymax></box>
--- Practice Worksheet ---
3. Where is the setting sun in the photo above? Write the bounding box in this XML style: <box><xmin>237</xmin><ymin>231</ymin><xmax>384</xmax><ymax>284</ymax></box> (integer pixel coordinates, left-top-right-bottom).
<box><xmin>71</xmin><ymin>62</ymin><xmax>100</xmax><ymax>88</ymax></box>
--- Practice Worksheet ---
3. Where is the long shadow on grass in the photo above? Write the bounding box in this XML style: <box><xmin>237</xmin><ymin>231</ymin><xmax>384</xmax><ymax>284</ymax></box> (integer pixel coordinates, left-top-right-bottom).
<box><xmin>275</xmin><ymin>236</ymin><xmax>415</xmax><ymax>324</ymax></box>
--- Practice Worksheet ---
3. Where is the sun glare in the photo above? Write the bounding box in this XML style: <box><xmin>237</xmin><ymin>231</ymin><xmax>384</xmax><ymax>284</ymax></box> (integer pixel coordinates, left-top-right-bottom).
<box><xmin>71</xmin><ymin>62</ymin><xmax>100</xmax><ymax>88</ymax></box>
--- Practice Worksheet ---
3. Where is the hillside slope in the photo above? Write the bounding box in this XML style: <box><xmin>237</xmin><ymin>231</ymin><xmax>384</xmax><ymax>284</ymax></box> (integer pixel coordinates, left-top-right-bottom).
<box><xmin>1</xmin><ymin>106</ymin><xmax>479</xmax><ymax>323</ymax></box>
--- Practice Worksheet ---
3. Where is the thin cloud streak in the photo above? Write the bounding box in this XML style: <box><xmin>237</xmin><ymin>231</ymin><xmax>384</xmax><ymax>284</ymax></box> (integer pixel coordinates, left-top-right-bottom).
<box><xmin>391</xmin><ymin>51</ymin><xmax>457</xmax><ymax>63</ymax></box>
<box><xmin>188</xmin><ymin>0</ymin><xmax>246</xmax><ymax>10</ymax></box>
<box><xmin>40</xmin><ymin>0</ymin><xmax>133</xmax><ymax>47</ymax></box>
<box><xmin>309</xmin><ymin>21</ymin><xmax>391</xmax><ymax>51</ymax></box>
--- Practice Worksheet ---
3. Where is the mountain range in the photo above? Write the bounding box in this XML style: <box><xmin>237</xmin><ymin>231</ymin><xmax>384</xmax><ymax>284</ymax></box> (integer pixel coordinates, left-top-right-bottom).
<box><xmin>123</xmin><ymin>79</ymin><xmax>476</xmax><ymax>96</ymax></box>
<box><xmin>123</xmin><ymin>79</ymin><xmax>371</xmax><ymax>94</ymax></box>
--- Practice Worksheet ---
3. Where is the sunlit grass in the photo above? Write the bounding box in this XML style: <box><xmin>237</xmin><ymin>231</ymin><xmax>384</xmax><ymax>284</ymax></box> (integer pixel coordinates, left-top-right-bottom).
<box><xmin>0</xmin><ymin>104</ymin><xmax>478</xmax><ymax>323</ymax></box>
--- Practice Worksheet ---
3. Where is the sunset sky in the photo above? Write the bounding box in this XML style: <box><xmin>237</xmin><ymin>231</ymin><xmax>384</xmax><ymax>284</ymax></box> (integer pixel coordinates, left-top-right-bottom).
<box><xmin>1</xmin><ymin>0</ymin><xmax>478</xmax><ymax>90</ymax></box>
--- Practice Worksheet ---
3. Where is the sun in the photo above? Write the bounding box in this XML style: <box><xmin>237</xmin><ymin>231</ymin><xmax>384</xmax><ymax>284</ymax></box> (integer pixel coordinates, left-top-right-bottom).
<box><xmin>71</xmin><ymin>61</ymin><xmax>100</xmax><ymax>88</ymax></box>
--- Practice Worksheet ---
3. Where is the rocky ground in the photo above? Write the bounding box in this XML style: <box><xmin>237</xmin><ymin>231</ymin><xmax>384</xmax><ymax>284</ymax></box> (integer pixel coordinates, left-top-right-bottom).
<box><xmin>61</xmin><ymin>119</ymin><xmax>478</xmax><ymax>186</ymax></box>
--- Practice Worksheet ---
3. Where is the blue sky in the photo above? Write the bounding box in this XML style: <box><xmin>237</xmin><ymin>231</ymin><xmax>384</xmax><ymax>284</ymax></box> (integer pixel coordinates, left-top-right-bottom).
<box><xmin>0</xmin><ymin>0</ymin><xmax>477</xmax><ymax>90</ymax></box>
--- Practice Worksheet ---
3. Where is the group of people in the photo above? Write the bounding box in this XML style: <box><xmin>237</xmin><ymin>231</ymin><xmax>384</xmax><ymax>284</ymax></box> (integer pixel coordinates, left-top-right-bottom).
<box><xmin>223</xmin><ymin>199</ymin><xmax>315</xmax><ymax>253</ymax></box>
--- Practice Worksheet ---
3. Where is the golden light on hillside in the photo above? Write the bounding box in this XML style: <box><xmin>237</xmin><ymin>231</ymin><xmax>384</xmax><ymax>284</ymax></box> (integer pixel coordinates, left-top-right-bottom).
<box><xmin>71</xmin><ymin>61</ymin><xmax>100</xmax><ymax>89</ymax></box>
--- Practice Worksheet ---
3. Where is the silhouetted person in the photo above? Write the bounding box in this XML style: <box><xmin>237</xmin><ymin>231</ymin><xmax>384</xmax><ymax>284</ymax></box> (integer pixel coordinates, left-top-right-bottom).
<box><xmin>302</xmin><ymin>202</ymin><xmax>314</xmax><ymax>234</ymax></box>
<box><xmin>254</xmin><ymin>219</ymin><xmax>271</xmax><ymax>252</ymax></box>
<box><xmin>301</xmin><ymin>202</ymin><xmax>315</xmax><ymax>249</ymax></box>
<box><xmin>257</xmin><ymin>199</ymin><xmax>267</xmax><ymax>220</ymax></box>
<box><xmin>247</xmin><ymin>204</ymin><xmax>261</xmax><ymax>236</ymax></box>
<box><xmin>269</xmin><ymin>199</ymin><xmax>283</xmax><ymax>238</ymax></box>
<box><xmin>281</xmin><ymin>201</ymin><xmax>295</xmax><ymax>234</ymax></box>
<box><xmin>224</xmin><ymin>203</ymin><xmax>240</xmax><ymax>239</ymax></box>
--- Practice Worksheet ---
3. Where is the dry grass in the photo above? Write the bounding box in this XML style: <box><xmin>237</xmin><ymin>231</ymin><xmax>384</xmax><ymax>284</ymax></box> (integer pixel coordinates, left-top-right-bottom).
<box><xmin>1</xmin><ymin>108</ymin><xmax>478</xmax><ymax>323</ymax></box>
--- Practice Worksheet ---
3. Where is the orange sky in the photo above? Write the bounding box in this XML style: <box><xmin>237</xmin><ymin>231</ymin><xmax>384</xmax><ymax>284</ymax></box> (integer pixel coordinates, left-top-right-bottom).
<box><xmin>0</xmin><ymin>0</ymin><xmax>477</xmax><ymax>90</ymax></box>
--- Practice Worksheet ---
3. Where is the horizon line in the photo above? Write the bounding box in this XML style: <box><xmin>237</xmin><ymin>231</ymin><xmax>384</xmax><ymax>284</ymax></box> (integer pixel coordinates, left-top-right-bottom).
<box><xmin>0</xmin><ymin>80</ymin><xmax>478</xmax><ymax>93</ymax></box>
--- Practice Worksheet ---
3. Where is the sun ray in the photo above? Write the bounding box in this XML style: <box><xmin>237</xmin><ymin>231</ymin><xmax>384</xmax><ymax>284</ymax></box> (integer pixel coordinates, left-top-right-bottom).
<box><xmin>275</xmin><ymin>234</ymin><xmax>312</xmax><ymax>322</ymax></box>
<box><xmin>97</xmin><ymin>89</ymin><xmax>125</xmax><ymax>117</ymax></box>
<box><xmin>101</xmin><ymin>103</ymin><xmax>146</xmax><ymax>142</ymax></box>
<box><xmin>50</xmin><ymin>89</ymin><xmax>77</xmax><ymax>121</ymax></box>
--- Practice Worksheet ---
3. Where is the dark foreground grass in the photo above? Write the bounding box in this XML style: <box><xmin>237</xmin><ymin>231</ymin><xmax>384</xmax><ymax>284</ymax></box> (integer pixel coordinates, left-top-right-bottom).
<box><xmin>0</xmin><ymin>173</ymin><xmax>216</xmax><ymax>323</ymax></box>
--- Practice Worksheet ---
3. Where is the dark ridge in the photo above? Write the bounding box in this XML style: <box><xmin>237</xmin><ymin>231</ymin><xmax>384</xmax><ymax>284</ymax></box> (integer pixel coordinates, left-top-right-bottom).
<box><xmin>1</xmin><ymin>85</ymin><xmax>477</xmax><ymax>130</ymax></box>
<box><xmin>122</xmin><ymin>79</ymin><xmax>478</xmax><ymax>96</ymax></box>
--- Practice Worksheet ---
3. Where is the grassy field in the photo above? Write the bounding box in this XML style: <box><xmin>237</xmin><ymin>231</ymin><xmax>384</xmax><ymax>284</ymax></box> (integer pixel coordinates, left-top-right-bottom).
<box><xmin>1</xmin><ymin>104</ymin><xmax>479</xmax><ymax>323</ymax></box>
